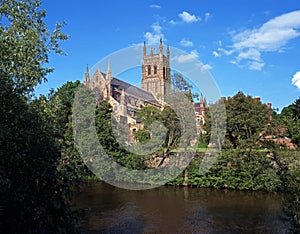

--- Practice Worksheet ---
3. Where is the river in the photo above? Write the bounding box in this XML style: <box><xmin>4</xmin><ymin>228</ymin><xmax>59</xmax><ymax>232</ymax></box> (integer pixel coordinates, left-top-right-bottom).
<box><xmin>73</xmin><ymin>181</ymin><xmax>292</xmax><ymax>233</ymax></box>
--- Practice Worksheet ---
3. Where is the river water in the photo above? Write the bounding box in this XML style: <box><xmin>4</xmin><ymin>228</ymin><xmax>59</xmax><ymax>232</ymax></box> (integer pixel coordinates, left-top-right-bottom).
<box><xmin>73</xmin><ymin>181</ymin><xmax>292</xmax><ymax>233</ymax></box>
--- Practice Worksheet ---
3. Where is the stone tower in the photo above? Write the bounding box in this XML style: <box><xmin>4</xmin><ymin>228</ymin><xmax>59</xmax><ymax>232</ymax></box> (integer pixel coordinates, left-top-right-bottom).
<box><xmin>141</xmin><ymin>39</ymin><xmax>171</xmax><ymax>102</ymax></box>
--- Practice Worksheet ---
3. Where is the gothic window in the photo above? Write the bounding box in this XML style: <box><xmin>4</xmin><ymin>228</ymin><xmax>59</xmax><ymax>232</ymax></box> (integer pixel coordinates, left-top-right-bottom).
<box><xmin>154</xmin><ymin>65</ymin><xmax>157</xmax><ymax>74</ymax></box>
<box><xmin>163</xmin><ymin>67</ymin><xmax>165</xmax><ymax>78</ymax></box>
<box><xmin>148</xmin><ymin>65</ymin><xmax>151</xmax><ymax>75</ymax></box>
<box><xmin>196</xmin><ymin>118</ymin><xmax>200</xmax><ymax>126</ymax></box>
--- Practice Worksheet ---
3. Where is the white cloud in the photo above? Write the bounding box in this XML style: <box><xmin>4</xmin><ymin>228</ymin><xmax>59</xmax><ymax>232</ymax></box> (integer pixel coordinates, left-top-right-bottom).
<box><xmin>169</xmin><ymin>20</ymin><xmax>177</xmax><ymax>25</ymax></box>
<box><xmin>144</xmin><ymin>23</ymin><xmax>164</xmax><ymax>45</ymax></box>
<box><xmin>179</xmin><ymin>11</ymin><xmax>201</xmax><ymax>23</ymax></box>
<box><xmin>177</xmin><ymin>50</ymin><xmax>199</xmax><ymax>63</ymax></box>
<box><xmin>249</xmin><ymin>61</ymin><xmax>265</xmax><ymax>71</ymax></box>
<box><xmin>221</xmin><ymin>10</ymin><xmax>300</xmax><ymax>70</ymax></box>
<box><xmin>180</xmin><ymin>38</ymin><xmax>193</xmax><ymax>47</ymax></box>
<box><xmin>150</xmin><ymin>4</ymin><xmax>161</xmax><ymax>9</ymax></box>
<box><xmin>237</xmin><ymin>48</ymin><xmax>261</xmax><ymax>62</ymax></box>
<box><xmin>204</xmin><ymin>12</ymin><xmax>211</xmax><ymax>21</ymax></box>
<box><xmin>212</xmin><ymin>51</ymin><xmax>220</xmax><ymax>57</ymax></box>
<box><xmin>217</xmin><ymin>47</ymin><xmax>234</xmax><ymax>55</ymax></box>
<box><xmin>152</xmin><ymin>24</ymin><xmax>162</xmax><ymax>33</ymax></box>
<box><xmin>200</xmin><ymin>64</ymin><xmax>213</xmax><ymax>71</ymax></box>
<box><xmin>292</xmin><ymin>71</ymin><xmax>300</xmax><ymax>89</ymax></box>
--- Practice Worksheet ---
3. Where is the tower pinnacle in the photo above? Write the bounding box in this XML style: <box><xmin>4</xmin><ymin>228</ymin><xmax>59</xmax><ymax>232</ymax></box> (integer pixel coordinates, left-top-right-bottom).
<box><xmin>159</xmin><ymin>38</ymin><xmax>163</xmax><ymax>55</ymax></box>
<box><xmin>84</xmin><ymin>64</ymin><xmax>90</xmax><ymax>85</ymax></box>
<box><xmin>143</xmin><ymin>41</ymin><xmax>146</xmax><ymax>57</ymax></box>
<box><xmin>106</xmin><ymin>59</ymin><xmax>112</xmax><ymax>80</ymax></box>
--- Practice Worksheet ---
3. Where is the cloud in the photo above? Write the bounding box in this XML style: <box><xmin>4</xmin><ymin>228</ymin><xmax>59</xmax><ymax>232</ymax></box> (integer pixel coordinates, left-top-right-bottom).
<box><xmin>292</xmin><ymin>71</ymin><xmax>300</xmax><ymax>89</ymax></box>
<box><xmin>180</xmin><ymin>38</ymin><xmax>194</xmax><ymax>47</ymax></box>
<box><xmin>204</xmin><ymin>12</ymin><xmax>211</xmax><ymax>21</ymax></box>
<box><xmin>212</xmin><ymin>51</ymin><xmax>220</xmax><ymax>57</ymax></box>
<box><xmin>176</xmin><ymin>50</ymin><xmax>199</xmax><ymax>63</ymax></box>
<box><xmin>237</xmin><ymin>48</ymin><xmax>261</xmax><ymax>62</ymax></box>
<box><xmin>200</xmin><ymin>64</ymin><xmax>213</xmax><ymax>71</ymax></box>
<box><xmin>179</xmin><ymin>11</ymin><xmax>201</xmax><ymax>23</ymax></box>
<box><xmin>150</xmin><ymin>4</ymin><xmax>161</xmax><ymax>9</ymax></box>
<box><xmin>248</xmin><ymin>61</ymin><xmax>265</xmax><ymax>71</ymax></box>
<box><xmin>169</xmin><ymin>20</ymin><xmax>177</xmax><ymax>25</ymax></box>
<box><xmin>144</xmin><ymin>23</ymin><xmax>164</xmax><ymax>44</ymax></box>
<box><xmin>220</xmin><ymin>10</ymin><xmax>300</xmax><ymax>70</ymax></box>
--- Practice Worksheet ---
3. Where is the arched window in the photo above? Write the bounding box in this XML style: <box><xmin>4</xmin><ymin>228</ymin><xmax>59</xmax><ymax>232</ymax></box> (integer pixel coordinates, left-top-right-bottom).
<box><xmin>154</xmin><ymin>65</ymin><xmax>157</xmax><ymax>74</ymax></box>
<box><xmin>148</xmin><ymin>65</ymin><xmax>151</xmax><ymax>75</ymax></box>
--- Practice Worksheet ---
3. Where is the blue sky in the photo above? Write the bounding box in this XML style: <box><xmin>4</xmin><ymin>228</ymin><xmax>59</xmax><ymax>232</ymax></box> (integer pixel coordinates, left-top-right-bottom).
<box><xmin>36</xmin><ymin>0</ymin><xmax>300</xmax><ymax>111</ymax></box>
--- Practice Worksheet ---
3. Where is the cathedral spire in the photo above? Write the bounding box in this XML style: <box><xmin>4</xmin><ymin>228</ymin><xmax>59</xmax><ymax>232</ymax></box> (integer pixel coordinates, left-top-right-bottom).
<box><xmin>106</xmin><ymin>59</ymin><xmax>112</xmax><ymax>80</ymax></box>
<box><xmin>159</xmin><ymin>38</ymin><xmax>163</xmax><ymax>55</ymax></box>
<box><xmin>166</xmin><ymin>45</ymin><xmax>170</xmax><ymax>60</ymax></box>
<box><xmin>200</xmin><ymin>94</ymin><xmax>204</xmax><ymax>107</ymax></box>
<box><xmin>143</xmin><ymin>41</ymin><xmax>146</xmax><ymax>57</ymax></box>
<box><xmin>84</xmin><ymin>64</ymin><xmax>90</xmax><ymax>86</ymax></box>
<box><xmin>119</xmin><ymin>89</ymin><xmax>127</xmax><ymax>118</ymax></box>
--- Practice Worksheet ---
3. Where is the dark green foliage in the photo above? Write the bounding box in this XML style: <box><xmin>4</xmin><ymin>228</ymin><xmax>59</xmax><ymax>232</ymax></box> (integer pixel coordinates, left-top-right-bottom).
<box><xmin>276</xmin><ymin>150</ymin><xmax>300</xmax><ymax>231</ymax></box>
<box><xmin>161</xmin><ymin>105</ymin><xmax>181</xmax><ymax>150</ymax></box>
<box><xmin>279</xmin><ymin>97</ymin><xmax>300</xmax><ymax>146</ymax></box>
<box><xmin>225</xmin><ymin>92</ymin><xmax>270</xmax><ymax>147</ymax></box>
<box><xmin>204</xmin><ymin>92</ymin><xmax>271</xmax><ymax>149</ymax></box>
<box><xmin>134</xmin><ymin>105</ymin><xmax>182</xmax><ymax>152</ymax></box>
<box><xmin>134</xmin><ymin>129</ymin><xmax>150</xmax><ymax>143</ymax></box>
<box><xmin>0</xmin><ymin>0</ymin><xmax>68</xmax><ymax>95</ymax></box>
<box><xmin>171</xmin><ymin>72</ymin><xmax>198</xmax><ymax>101</ymax></box>
<box><xmin>203</xmin><ymin>99</ymin><xmax>227</xmax><ymax>149</ymax></box>
<box><xmin>0</xmin><ymin>0</ymin><xmax>76</xmax><ymax>232</ymax></box>
<box><xmin>170</xmin><ymin>149</ymin><xmax>282</xmax><ymax>191</ymax></box>
<box><xmin>94</xmin><ymin>100</ymin><xmax>146</xmax><ymax>169</ymax></box>
<box><xmin>95</xmin><ymin>100</ymin><xmax>123</xmax><ymax>156</ymax></box>
<box><xmin>32</xmin><ymin>81</ymin><xmax>93</xmax><ymax>180</ymax></box>
<box><xmin>0</xmin><ymin>85</ymin><xmax>77</xmax><ymax>233</ymax></box>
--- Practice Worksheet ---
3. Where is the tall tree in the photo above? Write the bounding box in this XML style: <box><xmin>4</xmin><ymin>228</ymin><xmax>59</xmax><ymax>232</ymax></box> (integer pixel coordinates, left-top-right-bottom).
<box><xmin>0</xmin><ymin>0</ymin><xmax>68</xmax><ymax>96</ymax></box>
<box><xmin>171</xmin><ymin>72</ymin><xmax>199</xmax><ymax>101</ymax></box>
<box><xmin>279</xmin><ymin>97</ymin><xmax>300</xmax><ymax>146</ymax></box>
<box><xmin>0</xmin><ymin>0</ymin><xmax>76</xmax><ymax>232</ymax></box>
<box><xmin>204</xmin><ymin>92</ymin><xmax>270</xmax><ymax>148</ymax></box>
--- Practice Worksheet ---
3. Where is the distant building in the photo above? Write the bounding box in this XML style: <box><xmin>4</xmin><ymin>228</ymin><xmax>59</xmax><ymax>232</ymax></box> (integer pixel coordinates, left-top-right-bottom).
<box><xmin>194</xmin><ymin>95</ymin><xmax>207</xmax><ymax>133</ymax></box>
<box><xmin>83</xmin><ymin>40</ymin><xmax>206</xmax><ymax>139</ymax></box>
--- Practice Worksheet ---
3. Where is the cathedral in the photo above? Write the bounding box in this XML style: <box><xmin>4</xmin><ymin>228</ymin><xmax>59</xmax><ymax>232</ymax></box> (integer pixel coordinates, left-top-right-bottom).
<box><xmin>83</xmin><ymin>39</ymin><xmax>206</xmax><ymax>136</ymax></box>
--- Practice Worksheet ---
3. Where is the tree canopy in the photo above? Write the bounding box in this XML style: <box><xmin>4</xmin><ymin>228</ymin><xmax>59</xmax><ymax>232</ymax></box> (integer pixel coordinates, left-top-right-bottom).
<box><xmin>0</xmin><ymin>0</ymin><xmax>75</xmax><ymax>232</ymax></box>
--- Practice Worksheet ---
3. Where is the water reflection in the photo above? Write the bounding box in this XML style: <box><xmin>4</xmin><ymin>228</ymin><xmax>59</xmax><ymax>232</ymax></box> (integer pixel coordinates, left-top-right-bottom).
<box><xmin>73</xmin><ymin>181</ymin><xmax>291</xmax><ymax>233</ymax></box>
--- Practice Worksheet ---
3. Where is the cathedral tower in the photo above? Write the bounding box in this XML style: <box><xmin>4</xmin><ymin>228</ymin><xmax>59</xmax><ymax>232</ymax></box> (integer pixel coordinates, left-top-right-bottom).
<box><xmin>142</xmin><ymin>39</ymin><xmax>171</xmax><ymax>102</ymax></box>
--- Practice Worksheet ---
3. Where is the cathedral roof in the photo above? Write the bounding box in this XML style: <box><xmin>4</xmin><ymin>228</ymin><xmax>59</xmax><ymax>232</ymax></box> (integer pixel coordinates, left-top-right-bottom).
<box><xmin>100</xmin><ymin>72</ymin><xmax>159</xmax><ymax>105</ymax></box>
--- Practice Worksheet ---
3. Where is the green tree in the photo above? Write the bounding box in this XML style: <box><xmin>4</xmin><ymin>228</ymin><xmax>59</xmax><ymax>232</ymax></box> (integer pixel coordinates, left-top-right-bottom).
<box><xmin>161</xmin><ymin>105</ymin><xmax>181</xmax><ymax>150</ymax></box>
<box><xmin>171</xmin><ymin>72</ymin><xmax>199</xmax><ymax>101</ymax></box>
<box><xmin>32</xmin><ymin>81</ymin><xmax>93</xmax><ymax>180</ymax></box>
<box><xmin>203</xmin><ymin>98</ymin><xmax>227</xmax><ymax>149</ymax></box>
<box><xmin>134</xmin><ymin>106</ymin><xmax>162</xmax><ymax>143</ymax></box>
<box><xmin>279</xmin><ymin>97</ymin><xmax>300</xmax><ymax>146</ymax></box>
<box><xmin>0</xmin><ymin>0</ymin><xmax>76</xmax><ymax>232</ymax></box>
<box><xmin>225</xmin><ymin>92</ymin><xmax>270</xmax><ymax>148</ymax></box>
<box><xmin>0</xmin><ymin>0</ymin><xmax>68</xmax><ymax>96</ymax></box>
